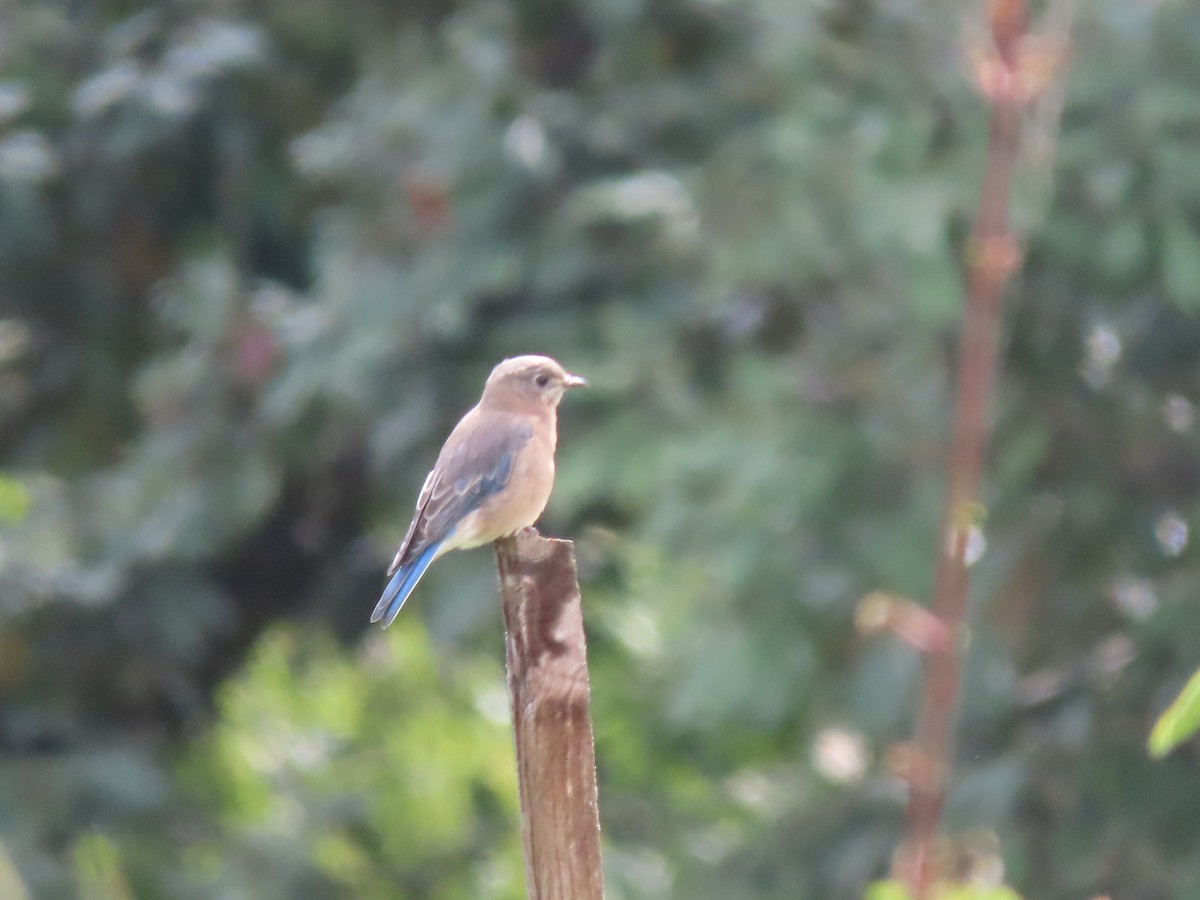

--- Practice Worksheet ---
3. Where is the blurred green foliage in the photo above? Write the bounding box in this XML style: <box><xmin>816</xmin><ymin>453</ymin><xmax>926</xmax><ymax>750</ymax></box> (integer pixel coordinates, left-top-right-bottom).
<box><xmin>178</xmin><ymin>623</ymin><xmax>522</xmax><ymax>899</ymax></box>
<box><xmin>2</xmin><ymin>1</ymin><xmax>1200</xmax><ymax>898</ymax></box>
<box><xmin>866</xmin><ymin>883</ymin><xmax>1020</xmax><ymax>900</ymax></box>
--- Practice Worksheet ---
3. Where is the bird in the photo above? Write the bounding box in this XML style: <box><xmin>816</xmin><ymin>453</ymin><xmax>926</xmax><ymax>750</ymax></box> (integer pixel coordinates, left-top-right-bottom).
<box><xmin>371</xmin><ymin>355</ymin><xmax>586</xmax><ymax>627</ymax></box>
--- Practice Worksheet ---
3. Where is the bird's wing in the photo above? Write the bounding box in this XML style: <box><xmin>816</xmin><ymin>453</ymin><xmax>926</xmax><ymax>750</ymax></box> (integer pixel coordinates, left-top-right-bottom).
<box><xmin>388</xmin><ymin>408</ymin><xmax>534</xmax><ymax>574</ymax></box>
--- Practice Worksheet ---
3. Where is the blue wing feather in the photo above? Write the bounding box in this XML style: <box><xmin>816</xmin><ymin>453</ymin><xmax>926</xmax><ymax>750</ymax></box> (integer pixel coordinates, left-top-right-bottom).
<box><xmin>390</xmin><ymin>415</ymin><xmax>531</xmax><ymax>574</ymax></box>
<box><xmin>373</xmin><ymin>410</ymin><xmax>533</xmax><ymax>626</ymax></box>
<box><xmin>371</xmin><ymin>535</ymin><xmax>447</xmax><ymax>627</ymax></box>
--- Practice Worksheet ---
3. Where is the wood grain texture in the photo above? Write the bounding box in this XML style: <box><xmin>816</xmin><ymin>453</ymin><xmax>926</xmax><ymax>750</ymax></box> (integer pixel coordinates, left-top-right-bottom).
<box><xmin>494</xmin><ymin>530</ymin><xmax>604</xmax><ymax>900</ymax></box>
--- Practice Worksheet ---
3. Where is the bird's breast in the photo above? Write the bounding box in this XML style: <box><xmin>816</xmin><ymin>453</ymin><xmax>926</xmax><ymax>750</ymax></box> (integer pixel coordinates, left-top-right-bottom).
<box><xmin>455</xmin><ymin>425</ymin><xmax>557</xmax><ymax>547</ymax></box>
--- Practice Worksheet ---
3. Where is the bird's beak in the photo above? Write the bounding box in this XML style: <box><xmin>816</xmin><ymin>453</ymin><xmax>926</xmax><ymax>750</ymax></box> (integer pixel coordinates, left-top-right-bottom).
<box><xmin>563</xmin><ymin>373</ymin><xmax>588</xmax><ymax>389</ymax></box>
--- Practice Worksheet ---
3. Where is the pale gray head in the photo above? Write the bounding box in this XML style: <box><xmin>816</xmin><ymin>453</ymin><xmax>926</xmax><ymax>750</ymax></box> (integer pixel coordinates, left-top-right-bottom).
<box><xmin>481</xmin><ymin>355</ymin><xmax>587</xmax><ymax>411</ymax></box>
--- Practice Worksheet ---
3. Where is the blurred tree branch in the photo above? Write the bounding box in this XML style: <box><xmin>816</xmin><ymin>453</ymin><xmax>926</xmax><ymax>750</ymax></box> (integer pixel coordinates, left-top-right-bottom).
<box><xmin>900</xmin><ymin>1</ymin><xmax>1071</xmax><ymax>894</ymax></box>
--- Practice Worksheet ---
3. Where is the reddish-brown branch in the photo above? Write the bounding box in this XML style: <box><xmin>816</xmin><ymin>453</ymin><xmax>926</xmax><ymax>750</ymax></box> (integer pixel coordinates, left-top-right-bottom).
<box><xmin>902</xmin><ymin>1</ymin><xmax>1041</xmax><ymax>894</ymax></box>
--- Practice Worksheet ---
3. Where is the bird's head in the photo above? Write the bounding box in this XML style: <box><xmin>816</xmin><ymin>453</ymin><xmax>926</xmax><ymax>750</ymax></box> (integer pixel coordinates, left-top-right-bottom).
<box><xmin>482</xmin><ymin>355</ymin><xmax>586</xmax><ymax>411</ymax></box>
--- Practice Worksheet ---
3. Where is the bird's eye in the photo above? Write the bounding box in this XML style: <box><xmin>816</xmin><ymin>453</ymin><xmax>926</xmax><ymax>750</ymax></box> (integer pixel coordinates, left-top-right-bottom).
<box><xmin>534</xmin><ymin>373</ymin><xmax>551</xmax><ymax>389</ymax></box>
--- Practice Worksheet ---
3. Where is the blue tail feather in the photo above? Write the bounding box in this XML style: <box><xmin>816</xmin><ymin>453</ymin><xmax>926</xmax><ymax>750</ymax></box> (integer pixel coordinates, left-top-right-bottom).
<box><xmin>371</xmin><ymin>539</ymin><xmax>445</xmax><ymax>628</ymax></box>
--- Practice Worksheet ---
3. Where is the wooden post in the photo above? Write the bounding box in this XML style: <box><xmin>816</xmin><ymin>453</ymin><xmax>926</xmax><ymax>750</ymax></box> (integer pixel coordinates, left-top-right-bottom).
<box><xmin>494</xmin><ymin>530</ymin><xmax>604</xmax><ymax>900</ymax></box>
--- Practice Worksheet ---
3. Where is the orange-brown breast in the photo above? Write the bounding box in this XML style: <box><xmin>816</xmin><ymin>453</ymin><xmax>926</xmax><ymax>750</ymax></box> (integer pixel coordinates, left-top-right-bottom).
<box><xmin>452</xmin><ymin>409</ymin><xmax>557</xmax><ymax>547</ymax></box>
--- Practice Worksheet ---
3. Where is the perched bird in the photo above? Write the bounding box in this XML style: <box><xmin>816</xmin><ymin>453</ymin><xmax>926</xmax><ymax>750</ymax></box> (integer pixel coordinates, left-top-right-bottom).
<box><xmin>371</xmin><ymin>355</ymin><xmax>586</xmax><ymax>627</ymax></box>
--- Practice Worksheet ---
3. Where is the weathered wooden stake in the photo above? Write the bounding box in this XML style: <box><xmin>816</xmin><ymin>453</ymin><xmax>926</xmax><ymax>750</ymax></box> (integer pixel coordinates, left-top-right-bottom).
<box><xmin>494</xmin><ymin>530</ymin><xmax>604</xmax><ymax>900</ymax></box>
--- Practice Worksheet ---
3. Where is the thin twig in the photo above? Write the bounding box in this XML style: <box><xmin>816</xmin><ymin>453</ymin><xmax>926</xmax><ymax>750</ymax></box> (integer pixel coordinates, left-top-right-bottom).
<box><xmin>900</xmin><ymin>1</ymin><xmax>1070</xmax><ymax>894</ymax></box>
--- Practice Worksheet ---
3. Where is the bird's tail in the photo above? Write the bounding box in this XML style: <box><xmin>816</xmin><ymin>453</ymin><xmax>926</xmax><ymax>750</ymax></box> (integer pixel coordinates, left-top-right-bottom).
<box><xmin>371</xmin><ymin>539</ymin><xmax>444</xmax><ymax>628</ymax></box>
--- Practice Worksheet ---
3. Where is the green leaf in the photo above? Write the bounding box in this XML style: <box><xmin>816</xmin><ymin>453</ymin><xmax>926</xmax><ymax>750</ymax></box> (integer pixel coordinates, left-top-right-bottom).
<box><xmin>865</xmin><ymin>881</ymin><xmax>912</xmax><ymax>900</ymax></box>
<box><xmin>72</xmin><ymin>833</ymin><xmax>133</xmax><ymax>900</ymax></box>
<box><xmin>1099</xmin><ymin>216</ymin><xmax>1146</xmax><ymax>281</ymax></box>
<box><xmin>1162</xmin><ymin>216</ymin><xmax>1200</xmax><ymax>311</ymax></box>
<box><xmin>907</xmin><ymin>243</ymin><xmax>963</xmax><ymax>327</ymax></box>
<box><xmin>0</xmin><ymin>475</ymin><xmax>30</xmax><ymax>523</ymax></box>
<box><xmin>941</xmin><ymin>886</ymin><xmax>1023</xmax><ymax>900</ymax></box>
<box><xmin>1149</xmin><ymin>666</ymin><xmax>1200</xmax><ymax>758</ymax></box>
<box><xmin>865</xmin><ymin>881</ymin><xmax>1023</xmax><ymax>900</ymax></box>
